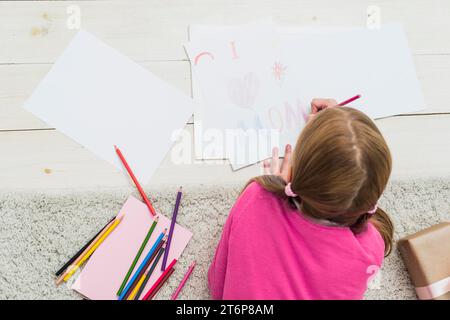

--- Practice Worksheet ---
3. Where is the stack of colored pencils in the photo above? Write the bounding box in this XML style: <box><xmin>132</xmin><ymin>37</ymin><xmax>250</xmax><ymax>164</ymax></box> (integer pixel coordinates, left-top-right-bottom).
<box><xmin>118</xmin><ymin>229</ymin><xmax>166</xmax><ymax>300</ymax></box>
<box><xmin>116</xmin><ymin>187</ymin><xmax>184</xmax><ymax>300</ymax></box>
<box><xmin>55</xmin><ymin>216</ymin><xmax>123</xmax><ymax>284</ymax></box>
<box><xmin>55</xmin><ymin>145</ymin><xmax>190</xmax><ymax>300</ymax></box>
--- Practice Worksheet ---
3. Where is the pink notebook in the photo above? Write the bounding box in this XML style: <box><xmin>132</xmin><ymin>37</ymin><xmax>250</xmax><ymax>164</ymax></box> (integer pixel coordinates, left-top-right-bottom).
<box><xmin>72</xmin><ymin>195</ymin><xmax>193</xmax><ymax>300</ymax></box>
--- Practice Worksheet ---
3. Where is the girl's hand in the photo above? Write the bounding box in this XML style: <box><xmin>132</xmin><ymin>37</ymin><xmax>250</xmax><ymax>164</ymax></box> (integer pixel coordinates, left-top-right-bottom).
<box><xmin>262</xmin><ymin>144</ymin><xmax>292</xmax><ymax>182</ymax></box>
<box><xmin>309</xmin><ymin>98</ymin><xmax>338</xmax><ymax>121</ymax></box>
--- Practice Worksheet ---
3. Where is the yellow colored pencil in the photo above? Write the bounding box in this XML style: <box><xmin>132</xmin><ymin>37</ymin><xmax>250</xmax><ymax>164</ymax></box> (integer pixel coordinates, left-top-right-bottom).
<box><xmin>63</xmin><ymin>216</ymin><xmax>123</xmax><ymax>282</ymax></box>
<box><xmin>56</xmin><ymin>218</ymin><xmax>116</xmax><ymax>285</ymax></box>
<box><xmin>127</xmin><ymin>274</ymin><xmax>146</xmax><ymax>300</ymax></box>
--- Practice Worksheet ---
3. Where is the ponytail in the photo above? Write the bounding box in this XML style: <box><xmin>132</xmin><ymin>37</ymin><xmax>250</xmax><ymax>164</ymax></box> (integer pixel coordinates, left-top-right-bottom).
<box><xmin>245</xmin><ymin>175</ymin><xmax>286</xmax><ymax>196</ymax></box>
<box><xmin>369</xmin><ymin>207</ymin><xmax>394</xmax><ymax>257</ymax></box>
<box><xmin>349</xmin><ymin>206</ymin><xmax>393</xmax><ymax>257</ymax></box>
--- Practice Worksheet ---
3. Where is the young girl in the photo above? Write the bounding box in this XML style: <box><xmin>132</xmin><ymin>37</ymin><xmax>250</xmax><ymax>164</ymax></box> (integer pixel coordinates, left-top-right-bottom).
<box><xmin>208</xmin><ymin>98</ymin><xmax>394</xmax><ymax>300</ymax></box>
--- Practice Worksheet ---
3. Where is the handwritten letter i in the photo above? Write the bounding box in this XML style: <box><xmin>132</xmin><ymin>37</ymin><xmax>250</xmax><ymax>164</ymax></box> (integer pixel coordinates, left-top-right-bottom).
<box><xmin>230</xmin><ymin>41</ymin><xmax>239</xmax><ymax>59</ymax></box>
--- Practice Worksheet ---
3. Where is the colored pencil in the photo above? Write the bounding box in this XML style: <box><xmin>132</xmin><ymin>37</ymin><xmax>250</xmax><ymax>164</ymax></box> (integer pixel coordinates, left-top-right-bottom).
<box><xmin>337</xmin><ymin>94</ymin><xmax>361</xmax><ymax>106</ymax></box>
<box><xmin>55</xmin><ymin>217</ymin><xmax>115</xmax><ymax>277</ymax></box>
<box><xmin>56</xmin><ymin>218</ymin><xmax>116</xmax><ymax>285</ymax></box>
<box><xmin>116</xmin><ymin>216</ymin><xmax>159</xmax><ymax>296</ymax></box>
<box><xmin>161</xmin><ymin>187</ymin><xmax>182</xmax><ymax>271</ymax></box>
<box><xmin>114</xmin><ymin>145</ymin><xmax>156</xmax><ymax>216</ymax></box>
<box><xmin>171</xmin><ymin>261</ymin><xmax>196</xmax><ymax>300</ymax></box>
<box><xmin>145</xmin><ymin>267</ymin><xmax>175</xmax><ymax>300</ymax></box>
<box><xmin>118</xmin><ymin>231</ymin><xmax>166</xmax><ymax>300</ymax></box>
<box><xmin>128</xmin><ymin>274</ymin><xmax>146</xmax><ymax>300</ymax></box>
<box><xmin>127</xmin><ymin>243</ymin><xmax>164</xmax><ymax>301</ymax></box>
<box><xmin>134</xmin><ymin>243</ymin><xmax>166</xmax><ymax>300</ymax></box>
<box><xmin>121</xmin><ymin>235</ymin><xmax>166</xmax><ymax>300</ymax></box>
<box><xmin>62</xmin><ymin>216</ymin><xmax>123</xmax><ymax>282</ymax></box>
<box><xmin>143</xmin><ymin>259</ymin><xmax>177</xmax><ymax>300</ymax></box>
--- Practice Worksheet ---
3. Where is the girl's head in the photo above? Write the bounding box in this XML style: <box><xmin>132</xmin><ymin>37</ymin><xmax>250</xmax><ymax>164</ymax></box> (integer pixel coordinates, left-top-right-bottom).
<box><xmin>252</xmin><ymin>107</ymin><xmax>393</xmax><ymax>256</ymax></box>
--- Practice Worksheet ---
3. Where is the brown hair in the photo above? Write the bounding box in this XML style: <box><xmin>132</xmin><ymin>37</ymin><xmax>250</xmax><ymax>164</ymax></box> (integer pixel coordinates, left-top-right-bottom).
<box><xmin>249</xmin><ymin>107</ymin><xmax>394</xmax><ymax>256</ymax></box>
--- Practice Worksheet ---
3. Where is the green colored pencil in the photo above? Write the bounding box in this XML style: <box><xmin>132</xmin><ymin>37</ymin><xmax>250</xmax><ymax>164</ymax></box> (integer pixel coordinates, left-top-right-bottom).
<box><xmin>117</xmin><ymin>216</ymin><xmax>159</xmax><ymax>296</ymax></box>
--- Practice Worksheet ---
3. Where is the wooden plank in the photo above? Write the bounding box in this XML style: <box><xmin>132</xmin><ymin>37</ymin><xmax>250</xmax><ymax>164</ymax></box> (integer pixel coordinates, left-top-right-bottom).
<box><xmin>0</xmin><ymin>61</ymin><xmax>193</xmax><ymax>130</ymax></box>
<box><xmin>1</xmin><ymin>53</ymin><xmax>449</xmax><ymax>131</ymax></box>
<box><xmin>0</xmin><ymin>125</ymin><xmax>259</xmax><ymax>190</ymax></box>
<box><xmin>0</xmin><ymin>0</ymin><xmax>449</xmax><ymax>64</ymax></box>
<box><xmin>0</xmin><ymin>116</ymin><xmax>449</xmax><ymax>190</ymax></box>
<box><xmin>376</xmin><ymin>115</ymin><xmax>450</xmax><ymax>179</ymax></box>
<box><xmin>413</xmin><ymin>54</ymin><xmax>450</xmax><ymax>114</ymax></box>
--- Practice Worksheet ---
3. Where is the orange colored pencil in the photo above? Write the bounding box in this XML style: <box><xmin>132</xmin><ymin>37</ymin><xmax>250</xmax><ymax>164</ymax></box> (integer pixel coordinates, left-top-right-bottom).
<box><xmin>55</xmin><ymin>218</ymin><xmax>116</xmax><ymax>285</ymax></box>
<box><xmin>114</xmin><ymin>145</ymin><xmax>156</xmax><ymax>216</ymax></box>
<box><xmin>63</xmin><ymin>217</ymin><xmax>123</xmax><ymax>282</ymax></box>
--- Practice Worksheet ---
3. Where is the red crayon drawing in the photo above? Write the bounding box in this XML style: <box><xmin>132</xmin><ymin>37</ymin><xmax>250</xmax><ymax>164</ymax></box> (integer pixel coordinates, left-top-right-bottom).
<box><xmin>230</xmin><ymin>41</ymin><xmax>239</xmax><ymax>59</ymax></box>
<box><xmin>272</xmin><ymin>62</ymin><xmax>287</xmax><ymax>81</ymax></box>
<box><xmin>268</xmin><ymin>99</ymin><xmax>309</xmax><ymax>132</ymax></box>
<box><xmin>194</xmin><ymin>52</ymin><xmax>215</xmax><ymax>65</ymax></box>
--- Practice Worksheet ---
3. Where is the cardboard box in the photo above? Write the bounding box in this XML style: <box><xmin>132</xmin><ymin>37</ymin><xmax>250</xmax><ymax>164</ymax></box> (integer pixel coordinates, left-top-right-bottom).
<box><xmin>398</xmin><ymin>222</ymin><xmax>450</xmax><ymax>300</ymax></box>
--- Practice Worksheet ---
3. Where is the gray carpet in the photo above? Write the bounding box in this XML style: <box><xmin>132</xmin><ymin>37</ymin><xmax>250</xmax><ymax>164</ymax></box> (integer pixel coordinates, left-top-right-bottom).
<box><xmin>0</xmin><ymin>178</ymin><xmax>449</xmax><ymax>300</ymax></box>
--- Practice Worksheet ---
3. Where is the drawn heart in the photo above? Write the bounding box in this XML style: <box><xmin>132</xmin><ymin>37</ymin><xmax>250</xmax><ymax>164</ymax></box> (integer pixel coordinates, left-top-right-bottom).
<box><xmin>228</xmin><ymin>72</ymin><xmax>260</xmax><ymax>109</ymax></box>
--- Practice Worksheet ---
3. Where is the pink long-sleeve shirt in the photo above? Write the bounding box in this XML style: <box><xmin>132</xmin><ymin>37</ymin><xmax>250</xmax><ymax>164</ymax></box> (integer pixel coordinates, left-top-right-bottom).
<box><xmin>208</xmin><ymin>182</ymin><xmax>385</xmax><ymax>300</ymax></box>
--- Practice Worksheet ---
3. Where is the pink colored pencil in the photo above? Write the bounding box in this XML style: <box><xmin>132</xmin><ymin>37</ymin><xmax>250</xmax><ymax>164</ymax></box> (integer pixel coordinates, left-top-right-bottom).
<box><xmin>114</xmin><ymin>145</ymin><xmax>156</xmax><ymax>216</ymax></box>
<box><xmin>337</xmin><ymin>94</ymin><xmax>361</xmax><ymax>106</ymax></box>
<box><xmin>171</xmin><ymin>261</ymin><xmax>196</xmax><ymax>300</ymax></box>
<box><xmin>142</xmin><ymin>259</ymin><xmax>177</xmax><ymax>300</ymax></box>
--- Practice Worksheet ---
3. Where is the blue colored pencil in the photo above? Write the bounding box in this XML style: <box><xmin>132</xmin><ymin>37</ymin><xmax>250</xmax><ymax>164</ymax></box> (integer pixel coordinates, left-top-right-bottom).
<box><xmin>118</xmin><ymin>231</ymin><xmax>165</xmax><ymax>300</ymax></box>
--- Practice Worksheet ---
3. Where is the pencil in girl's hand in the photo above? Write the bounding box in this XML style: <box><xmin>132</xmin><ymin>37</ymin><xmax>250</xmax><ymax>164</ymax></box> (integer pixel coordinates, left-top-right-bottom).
<box><xmin>161</xmin><ymin>187</ymin><xmax>182</xmax><ymax>271</ymax></box>
<box><xmin>55</xmin><ymin>216</ymin><xmax>115</xmax><ymax>277</ymax></box>
<box><xmin>114</xmin><ymin>145</ymin><xmax>156</xmax><ymax>216</ymax></box>
<box><xmin>337</xmin><ymin>94</ymin><xmax>361</xmax><ymax>106</ymax></box>
<box><xmin>117</xmin><ymin>216</ymin><xmax>159</xmax><ymax>296</ymax></box>
<box><xmin>62</xmin><ymin>216</ymin><xmax>123</xmax><ymax>283</ymax></box>
<box><xmin>134</xmin><ymin>242</ymin><xmax>166</xmax><ymax>300</ymax></box>
<box><xmin>171</xmin><ymin>261</ymin><xmax>196</xmax><ymax>300</ymax></box>
<box><xmin>143</xmin><ymin>259</ymin><xmax>177</xmax><ymax>300</ymax></box>
<box><xmin>118</xmin><ymin>230</ymin><xmax>166</xmax><ymax>300</ymax></box>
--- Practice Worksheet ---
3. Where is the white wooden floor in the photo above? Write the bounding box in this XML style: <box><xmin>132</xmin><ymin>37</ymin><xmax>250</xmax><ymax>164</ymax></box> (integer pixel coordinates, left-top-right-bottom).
<box><xmin>1</xmin><ymin>0</ymin><xmax>450</xmax><ymax>190</ymax></box>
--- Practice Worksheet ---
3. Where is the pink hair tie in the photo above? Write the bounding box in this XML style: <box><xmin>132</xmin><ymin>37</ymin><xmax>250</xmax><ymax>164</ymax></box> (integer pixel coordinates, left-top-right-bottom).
<box><xmin>285</xmin><ymin>183</ymin><xmax>298</xmax><ymax>197</ymax></box>
<box><xmin>367</xmin><ymin>204</ymin><xmax>378</xmax><ymax>215</ymax></box>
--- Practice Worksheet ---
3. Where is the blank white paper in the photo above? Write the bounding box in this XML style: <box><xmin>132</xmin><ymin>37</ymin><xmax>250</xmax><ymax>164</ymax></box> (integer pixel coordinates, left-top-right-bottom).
<box><xmin>279</xmin><ymin>23</ymin><xmax>426</xmax><ymax>119</ymax></box>
<box><xmin>24</xmin><ymin>30</ymin><xmax>195</xmax><ymax>184</ymax></box>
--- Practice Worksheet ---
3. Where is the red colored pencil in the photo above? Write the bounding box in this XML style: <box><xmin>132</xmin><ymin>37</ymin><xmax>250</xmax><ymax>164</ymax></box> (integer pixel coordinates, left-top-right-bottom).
<box><xmin>337</xmin><ymin>94</ymin><xmax>361</xmax><ymax>106</ymax></box>
<box><xmin>142</xmin><ymin>259</ymin><xmax>177</xmax><ymax>300</ymax></box>
<box><xmin>114</xmin><ymin>145</ymin><xmax>156</xmax><ymax>216</ymax></box>
<box><xmin>145</xmin><ymin>267</ymin><xmax>175</xmax><ymax>300</ymax></box>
